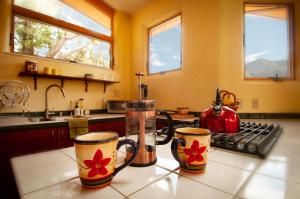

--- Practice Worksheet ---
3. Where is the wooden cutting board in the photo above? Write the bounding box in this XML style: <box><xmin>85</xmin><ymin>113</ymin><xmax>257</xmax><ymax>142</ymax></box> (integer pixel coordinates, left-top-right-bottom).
<box><xmin>171</xmin><ymin>114</ymin><xmax>195</xmax><ymax>119</ymax></box>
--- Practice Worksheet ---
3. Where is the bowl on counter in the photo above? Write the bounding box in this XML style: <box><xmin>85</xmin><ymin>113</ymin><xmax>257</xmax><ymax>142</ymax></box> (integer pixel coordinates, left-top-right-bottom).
<box><xmin>177</xmin><ymin>107</ymin><xmax>189</xmax><ymax>115</ymax></box>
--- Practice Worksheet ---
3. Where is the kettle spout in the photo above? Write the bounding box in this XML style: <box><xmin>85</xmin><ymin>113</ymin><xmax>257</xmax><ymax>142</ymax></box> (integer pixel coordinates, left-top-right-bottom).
<box><xmin>213</xmin><ymin>88</ymin><xmax>222</xmax><ymax>116</ymax></box>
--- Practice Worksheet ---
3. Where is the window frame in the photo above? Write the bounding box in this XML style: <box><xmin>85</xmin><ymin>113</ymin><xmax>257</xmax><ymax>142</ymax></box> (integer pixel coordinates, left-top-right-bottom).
<box><xmin>10</xmin><ymin>0</ymin><xmax>115</xmax><ymax>69</ymax></box>
<box><xmin>147</xmin><ymin>13</ymin><xmax>182</xmax><ymax>75</ymax></box>
<box><xmin>243</xmin><ymin>2</ymin><xmax>295</xmax><ymax>80</ymax></box>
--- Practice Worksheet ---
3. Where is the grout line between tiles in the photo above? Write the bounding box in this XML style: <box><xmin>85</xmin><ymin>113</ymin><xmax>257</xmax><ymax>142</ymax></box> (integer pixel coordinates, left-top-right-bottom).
<box><xmin>109</xmin><ymin>184</ymin><xmax>128</xmax><ymax>198</ymax></box>
<box><xmin>124</xmin><ymin>168</ymin><xmax>173</xmax><ymax>197</ymax></box>
<box><xmin>173</xmin><ymin>170</ymin><xmax>235</xmax><ymax>197</ymax></box>
<box><xmin>253</xmin><ymin>171</ymin><xmax>300</xmax><ymax>185</ymax></box>
<box><xmin>233</xmin><ymin>158</ymin><xmax>263</xmax><ymax>198</ymax></box>
<box><xmin>59</xmin><ymin>149</ymin><xmax>77</xmax><ymax>162</ymax></box>
<box><xmin>22</xmin><ymin>176</ymin><xmax>78</xmax><ymax>197</ymax></box>
<box><xmin>265</xmin><ymin>156</ymin><xmax>300</xmax><ymax>167</ymax></box>
<box><xmin>208</xmin><ymin>159</ymin><xmax>259</xmax><ymax>173</ymax></box>
<box><xmin>155</xmin><ymin>163</ymin><xmax>180</xmax><ymax>172</ymax></box>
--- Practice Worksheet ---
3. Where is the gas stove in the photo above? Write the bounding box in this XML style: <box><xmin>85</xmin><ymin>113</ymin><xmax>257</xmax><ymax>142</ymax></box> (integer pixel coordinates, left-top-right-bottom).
<box><xmin>159</xmin><ymin>120</ymin><xmax>282</xmax><ymax>158</ymax></box>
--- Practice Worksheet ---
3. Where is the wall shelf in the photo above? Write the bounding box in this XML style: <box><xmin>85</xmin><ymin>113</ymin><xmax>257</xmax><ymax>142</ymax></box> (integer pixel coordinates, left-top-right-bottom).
<box><xmin>18</xmin><ymin>72</ymin><xmax>119</xmax><ymax>93</ymax></box>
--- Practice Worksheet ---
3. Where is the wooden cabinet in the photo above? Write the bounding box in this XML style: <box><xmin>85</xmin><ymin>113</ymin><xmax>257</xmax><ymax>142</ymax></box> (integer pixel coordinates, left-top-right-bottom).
<box><xmin>99</xmin><ymin>121</ymin><xmax>126</xmax><ymax>137</ymax></box>
<box><xmin>88</xmin><ymin>121</ymin><xmax>126</xmax><ymax>137</ymax></box>
<box><xmin>57</xmin><ymin>127</ymin><xmax>74</xmax><ymax>148</ymax></box>
<box><xmin>0</xmin><ymin>118</ymin><xmax>126</xmax><ymax>198</ymax></box>
<box><xmin>0</xmin><ymin>128</ymin><xmax>57</xmax><ymax>157</ymax></box>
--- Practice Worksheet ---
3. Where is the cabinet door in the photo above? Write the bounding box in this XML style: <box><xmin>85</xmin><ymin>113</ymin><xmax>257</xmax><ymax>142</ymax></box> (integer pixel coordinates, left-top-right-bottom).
<box><xmin>89</xmin><ymin>123</ymin><xmax>99</xmax><ymax>132</ymax></box>
<box><xmin>1</xmin><ymin>128</ymin><xmax>57</xmax><ymax>157</ymax></box>
<box><xmin>98</xmin><ymin>121</ymin><xmax>126</xmax><ymax>137</ymax></box>
<box><xmin>57</xmin><ymin>127</ymin><xmax>74</xmax><ymax>148</ymax></box>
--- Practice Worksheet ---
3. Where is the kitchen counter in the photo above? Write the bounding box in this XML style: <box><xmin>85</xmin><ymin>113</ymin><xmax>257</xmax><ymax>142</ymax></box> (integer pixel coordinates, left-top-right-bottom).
<box><xmin>11</xmin><ymin>119</ymin><xmax>300</xmax><ymax>199</ymax></box>
<box><xmin>0</xmin><ymin>114</ymin><xmax>125</xmax><ymax>131</ymax></box>
<box><xmin>0</xmin><ymin>114</ymin><xmax>198</xmax><ymax>131</ymax></box>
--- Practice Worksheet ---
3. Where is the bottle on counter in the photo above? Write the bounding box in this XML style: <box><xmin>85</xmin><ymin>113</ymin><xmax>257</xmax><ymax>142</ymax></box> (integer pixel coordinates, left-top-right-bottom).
<box><xmin>74</xmin><ymin>102</ymin><xmax>81</xmax><ymax>117</ymax></box>
<box><xmin>79</xmin><ymin>98</ymin><xmax>84</xmax><ymax>116</ymax></box>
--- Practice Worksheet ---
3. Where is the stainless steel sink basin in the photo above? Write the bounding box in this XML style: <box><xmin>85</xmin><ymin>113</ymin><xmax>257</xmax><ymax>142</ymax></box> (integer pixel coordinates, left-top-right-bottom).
<box><xmin>29</xmin><ymin>116</ymin><xmax>91</xmax><ymax>123</ymax></box>
<box><xmin>30</xmin><ymin>117</ymin><xmax>67</xmax><ymax>123</ymax></box>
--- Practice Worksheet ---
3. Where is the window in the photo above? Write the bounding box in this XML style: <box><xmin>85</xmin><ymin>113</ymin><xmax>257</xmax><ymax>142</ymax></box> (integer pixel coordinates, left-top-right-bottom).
<box><xmin>244</xmin><ymin>3</ymin><xmax>294</xmax><ymax>79</ymax></box>
<box><xmin>148</xmin><ymin>15</ymin><xmax>182</xmax><ymax>74</ymax></box>
<box><xmin>12</xmin><ymin>0</ymin><xmax>114</xmax><ymax>68</ymax></box>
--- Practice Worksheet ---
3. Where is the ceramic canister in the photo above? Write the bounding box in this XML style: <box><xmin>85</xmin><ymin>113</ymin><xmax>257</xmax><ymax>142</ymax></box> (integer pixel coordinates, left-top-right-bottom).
<box><xmin>171</xmin><ymin>128</ymin><xmax>211</xmax><ymax>173</ymax></box>
<box><xmin>74</xmin><ymin>132</ymin><xmax>137</xmax><ymax>188</ymax></box>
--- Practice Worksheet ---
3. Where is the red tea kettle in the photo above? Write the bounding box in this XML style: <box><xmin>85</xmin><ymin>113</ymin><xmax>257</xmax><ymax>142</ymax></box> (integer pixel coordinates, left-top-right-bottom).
<box><xmin>199</xmin><ymin>88</ymin><xmax>240</xmax><ymax>134</ymax></box>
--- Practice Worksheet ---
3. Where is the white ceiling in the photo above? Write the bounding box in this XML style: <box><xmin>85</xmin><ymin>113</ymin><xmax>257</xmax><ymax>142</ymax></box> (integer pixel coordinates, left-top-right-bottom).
<box><xmin>103</xmin><ymin>0</ymin><xmax>151</xmax><ymax>14</ymax></box>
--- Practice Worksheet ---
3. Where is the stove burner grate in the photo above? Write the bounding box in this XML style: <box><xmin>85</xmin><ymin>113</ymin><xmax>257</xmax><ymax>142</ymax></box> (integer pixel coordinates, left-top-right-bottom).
<box><xmin>159</xmin><ymin>120</ymin><xmax>282</xmax><ymax>158</ymax></box>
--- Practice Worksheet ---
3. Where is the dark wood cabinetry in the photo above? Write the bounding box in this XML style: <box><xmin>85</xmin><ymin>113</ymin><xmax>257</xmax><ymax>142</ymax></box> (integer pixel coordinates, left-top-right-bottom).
<box><xmin>88</xmin><ymin>121</ymin><xmax>126</xmax><ymax>137</ymax></box>
<box><xmin>57</xmin><ymin>127</ymin><xmax>74</xmax><ymax>148</ymax></box>
<box><xmin>0</xmin><ymin>128</ymin><xmax>57</xmax><ymax>157</ymax></box>
<box><xmin>0</xmin><ymin>118</ymin><xmax>126</xmax><ymax>198</ymax></box>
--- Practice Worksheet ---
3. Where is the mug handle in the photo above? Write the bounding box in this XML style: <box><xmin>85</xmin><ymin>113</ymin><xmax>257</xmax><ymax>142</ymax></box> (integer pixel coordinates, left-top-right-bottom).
<box><xmin>156</xmin><ymin>111</ymin><xmax>174</xmax><ymax>145</ymax></box>
<box><xmin>113</xmin><ymin>139</ymin><xmax>137</xmax><ymax>176</ymax></box>
<box><xmin>171</xmin><ymin>138</ymin><xmax>187</xmax><ymax>167</ymax></box>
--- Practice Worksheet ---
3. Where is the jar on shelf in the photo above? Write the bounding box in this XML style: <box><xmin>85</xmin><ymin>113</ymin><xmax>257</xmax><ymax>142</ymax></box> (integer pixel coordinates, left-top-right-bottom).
<box><xmin>24</xmin><ymin>60</ymin><xmax>38</xmax><ymax>73</ymax></box>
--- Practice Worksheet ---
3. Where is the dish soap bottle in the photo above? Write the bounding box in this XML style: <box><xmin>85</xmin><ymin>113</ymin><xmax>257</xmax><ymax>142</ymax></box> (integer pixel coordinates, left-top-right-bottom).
<box><xmin>74</xmin><ymin>102</ymin><xmax>80</xmax><ymax>117</ymax></box>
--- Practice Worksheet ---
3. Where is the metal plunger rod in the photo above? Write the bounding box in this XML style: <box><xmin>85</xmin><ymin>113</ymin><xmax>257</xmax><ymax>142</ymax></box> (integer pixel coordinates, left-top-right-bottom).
<box><xmin>135</xmin><ymin>73</ymin><xmax>144</xmax><ymax>100</ymax></box>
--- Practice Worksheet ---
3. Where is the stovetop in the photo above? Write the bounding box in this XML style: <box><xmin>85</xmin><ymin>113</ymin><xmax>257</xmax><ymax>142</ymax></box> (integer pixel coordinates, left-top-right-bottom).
<box><xmin>159</xmin><ymin>120</ymin><xmax>282</xmax><ymax>158</ymax></box>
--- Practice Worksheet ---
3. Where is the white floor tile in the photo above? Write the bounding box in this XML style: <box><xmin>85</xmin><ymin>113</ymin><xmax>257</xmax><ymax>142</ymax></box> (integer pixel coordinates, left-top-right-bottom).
<box><xmin>209</xmin><ymin>150</ymin><xmax>261</xmax><ymax>171</ymax></box>
<box><xmin>176</xmin><ymin>161</ymin><xmax>251</xmax><ymax>195</ymax></box>
<box><xmin>156</xmin><ymin>140</ymin><xmax>172</xmax><ymax>150</ymax></box>
<box><xmin>129</xmin><ymin>173</ymin><xmax>233</xmax><ymax>199</ymax></box>
<box><xmin>15</xmin><ymin>159</ymin><xmax>78</xmax><ymax>195</ymax></box>
<box><xmin>60</xmin><ymin>147</ymin><xmax>76</xmax><ymax>161</ymax></box>
<box><xmin>22</xmin><ymin>178</ymin><xmax>124</xmax><ymax>199</ymax></box>
<box><xmin>268</xmin><ymin>147</ymin><xmax>300</xmax><ymax>166</ymax></box>
<box><xmin>239</xmin><ymin>173</ymin><xmax>300</xmax><ymax>199</ymax></box>
<box><xmin>11</xmin><ymin>150</ymin><xmax>70</xmax><ymax>171</ymax></box>
<box><xmin>156</xmin><ymin>146</ymin><xmax>180</xmax><ymax>171</ymax></box>
<box><xmin>256</xmin><ymin>160</ymin><xmax>300</xmax><ymax>183</ymax></box>
<box><xmin>111</xmin><ymin>165</ymin><xmax>170</xmax><ymax>196</ymax></box>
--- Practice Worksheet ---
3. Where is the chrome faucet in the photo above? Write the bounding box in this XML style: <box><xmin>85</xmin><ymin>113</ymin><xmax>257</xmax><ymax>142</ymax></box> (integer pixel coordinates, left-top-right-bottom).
<box><xmin>44</xmin><ymin>84</ymin><xmax>66</xmax><ymax>120</ymax></box>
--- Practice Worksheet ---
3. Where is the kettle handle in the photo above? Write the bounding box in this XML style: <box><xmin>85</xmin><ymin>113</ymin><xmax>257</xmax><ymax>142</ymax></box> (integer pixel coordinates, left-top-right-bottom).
<box><xmin>156</xmin><ymin>111</ymin><xmax>173</xmax><ymax>145</ymax></box>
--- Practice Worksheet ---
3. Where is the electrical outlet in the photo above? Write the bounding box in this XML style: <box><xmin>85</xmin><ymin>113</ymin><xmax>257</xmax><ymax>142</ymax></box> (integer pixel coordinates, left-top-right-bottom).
<box><xmin>252</xmin><ymin>98</ymin><xmax>259</xmax><ymax>109</ymax></box>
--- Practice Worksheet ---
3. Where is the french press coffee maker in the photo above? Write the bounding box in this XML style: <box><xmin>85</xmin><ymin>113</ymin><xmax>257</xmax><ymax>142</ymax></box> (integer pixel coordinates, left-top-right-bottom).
<box><xmin>125</xmin><ymin>73</ymin><xmax>173</xmax><ymax>167</ymax></box>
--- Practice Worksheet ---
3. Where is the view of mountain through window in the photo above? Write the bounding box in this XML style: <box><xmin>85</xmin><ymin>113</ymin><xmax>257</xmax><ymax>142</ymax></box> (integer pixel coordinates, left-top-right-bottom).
<box><xmin>148</xmin><ymin>15</ymin><xmax>182</xmax><ymax>74</ymax></box>
<box><xmin>244</xmin><ymin>4</ymin><xmax>293</xmax><ymax>78</ymax></box>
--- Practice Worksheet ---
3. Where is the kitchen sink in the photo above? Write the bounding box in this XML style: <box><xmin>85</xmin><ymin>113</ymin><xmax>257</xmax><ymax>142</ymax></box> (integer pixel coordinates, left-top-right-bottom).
<box><xmin>29</xmin><ymin>116</ymin><xmax>91</xmax><ymax>123</ymax></box>
<box><xmin>30</xmin><ymin>116</ymin><xmax>68</xmax><ymax>123</ymax></box>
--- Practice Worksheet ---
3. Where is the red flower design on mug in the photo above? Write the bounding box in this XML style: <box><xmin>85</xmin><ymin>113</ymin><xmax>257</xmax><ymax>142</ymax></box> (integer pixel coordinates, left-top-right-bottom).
<box><xmin>83</xmin><ymin>149</ymin><xmax>111</xmax><ymax>178</ymax></box>
<box><xmin>183</xmin><ymin>140</ymin><xmax>207</xmax><ymax>164</ymax></box>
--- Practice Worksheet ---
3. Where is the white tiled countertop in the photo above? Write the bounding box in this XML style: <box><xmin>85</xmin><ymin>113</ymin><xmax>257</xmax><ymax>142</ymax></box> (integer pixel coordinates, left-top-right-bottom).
<box><xmin>11</xmin><ymin>119</ymin><xmax>300</xmax><ymax>199</ymax></box>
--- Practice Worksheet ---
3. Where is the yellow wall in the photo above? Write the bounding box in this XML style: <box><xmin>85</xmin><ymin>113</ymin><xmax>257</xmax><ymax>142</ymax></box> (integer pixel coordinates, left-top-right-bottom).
<box><xmin>130</xmin><ymin>0</ymin><xmax>300</xmax><ymax>113</ymax></box>
<box><xmin>1</xmin><ymin>0</ymin><xmax>299</xmax><ymax>114</ymax></box>
<box><xmin>0</xmin><ymin>0</ymin><xmax>131</xmax><ymax>112</ymax></box>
